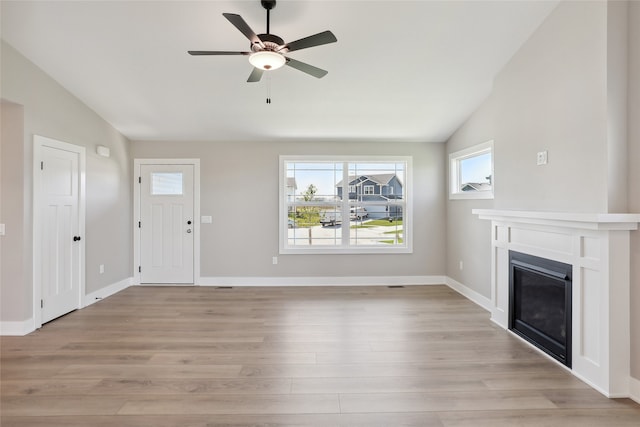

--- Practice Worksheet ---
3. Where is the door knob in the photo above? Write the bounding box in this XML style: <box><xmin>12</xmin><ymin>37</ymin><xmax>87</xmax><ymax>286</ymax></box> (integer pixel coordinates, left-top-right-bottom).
<box><xmin>187</xmin><ymin>220</ymin><xmax>192</xmax><ymax>225</ymax></box>
<box><xmin>73</xmin><ymin>236</ymin><xmax>81</xmax><ymax>241</ymax></box>
<box><xmin>186</xmin><ymin>229</ymin><xmax>192</xmax><ymax>233</ymax></box>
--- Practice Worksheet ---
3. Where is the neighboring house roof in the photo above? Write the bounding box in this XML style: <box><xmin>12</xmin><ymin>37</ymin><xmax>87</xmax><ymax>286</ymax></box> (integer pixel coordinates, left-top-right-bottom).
<box><xmin>286</xmin><ymin>177</ymin><xmax>297</xmax><ymax>190</ymax></box>
<box><xmin>337</xmin><ymin>173</ymin><xmax>402</xmax><ymax>188</ymax></box>
<box><xmin>461</xmin><ymin>182</ymin><xmax>491</xmax><ymax>192</ymax></box>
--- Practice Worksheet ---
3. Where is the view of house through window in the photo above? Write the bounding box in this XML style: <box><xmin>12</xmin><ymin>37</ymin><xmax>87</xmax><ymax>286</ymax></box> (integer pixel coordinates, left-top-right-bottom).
<box><xmin>281</xmin><ymin>157</ymin><xmax>411</xmax><ymax>253</ymax></box>
<box><xmin>449</xmin><ymin>141</ymin><xmax>494</xmax><ymax>200</ymax></box>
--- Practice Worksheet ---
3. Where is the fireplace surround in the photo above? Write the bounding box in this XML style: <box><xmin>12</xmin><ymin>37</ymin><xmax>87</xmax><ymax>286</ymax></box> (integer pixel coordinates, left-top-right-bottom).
<box><xmin>473</xmin><ymin>209</ymin><xmax>640</xmax><ymax>398</ymax></box>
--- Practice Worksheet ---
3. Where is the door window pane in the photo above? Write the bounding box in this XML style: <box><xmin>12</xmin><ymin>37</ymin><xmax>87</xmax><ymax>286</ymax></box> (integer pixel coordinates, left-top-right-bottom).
<box><xmin>151</xmin><ymin>172</ymin><xmax>183</xmax><ymax>195</ymax></box>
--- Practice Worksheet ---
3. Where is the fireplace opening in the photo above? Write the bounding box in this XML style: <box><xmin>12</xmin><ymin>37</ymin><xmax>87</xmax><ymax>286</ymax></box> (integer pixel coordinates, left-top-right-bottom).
<box><xmin>509</xmin><ymin>251</ymin><xmax>572</xmax><ymax>367</ymax></box>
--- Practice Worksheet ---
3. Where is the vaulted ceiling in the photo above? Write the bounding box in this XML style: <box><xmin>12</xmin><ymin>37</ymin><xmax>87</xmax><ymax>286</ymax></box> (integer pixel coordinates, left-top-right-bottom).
<box><xmin>1</xmin><ymin>1</ymin><xmax>558</xmax><ymax>142</ymax></box>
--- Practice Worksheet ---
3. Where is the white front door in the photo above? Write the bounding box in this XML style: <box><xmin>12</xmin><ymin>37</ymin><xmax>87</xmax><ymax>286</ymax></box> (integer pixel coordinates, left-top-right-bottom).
<box><xmin>139</xmin><ymin>164</ymin><xmax>194</xmax><ymax>284</ymax></box>
<box><xmin>35</xmin><ymin>137</ymin><xmax>85</xmax><ymax>324</ymax></box>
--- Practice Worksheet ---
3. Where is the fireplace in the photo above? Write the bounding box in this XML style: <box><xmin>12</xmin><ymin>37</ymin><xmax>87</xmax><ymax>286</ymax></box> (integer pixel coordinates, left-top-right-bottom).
<box><xmin>509</xmin><ymin>251</ymin><xmax>572</xmax><ymax>367</ymax></box>
<box><xmin>472</xmin><ymin>209</ymin><xmax>640</xmax><ymax>398</ymax></box>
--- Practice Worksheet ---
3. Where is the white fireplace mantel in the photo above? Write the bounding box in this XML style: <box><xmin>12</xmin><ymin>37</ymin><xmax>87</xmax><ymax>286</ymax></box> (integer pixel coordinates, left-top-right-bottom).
<box><xmin>472</xmin><ymin>209</ymin><xmax>640</xmax><ymax>398</ymax></box>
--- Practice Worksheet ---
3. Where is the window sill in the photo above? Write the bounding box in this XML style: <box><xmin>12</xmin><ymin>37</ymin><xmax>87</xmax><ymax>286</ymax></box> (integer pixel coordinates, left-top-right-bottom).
<box><xmin>449</xmin><ymin>192</ymin><xmax>494</xmax><ymax>200</ymax></box>
<box><xmin>279</xmin><ymin>246</ymin><xmax>413</xmax><ymax>255</ymax></box>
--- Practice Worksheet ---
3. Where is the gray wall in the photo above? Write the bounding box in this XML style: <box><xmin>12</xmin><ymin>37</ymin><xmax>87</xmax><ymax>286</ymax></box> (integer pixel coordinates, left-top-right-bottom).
<box><xmin>0</xmin><ymin>41</ymin><xmax>132</xmax><ymax>323</ymax></box>
<box><xmin>131</xmin><ymin>140</ymin><xmax>445</xmax><ymax>279</ymax></box>
<box><xmin>445</xmin><ymin>96</ymin><xmax>496</xmax><ymax>297</ymax></box>
<box><xmin>445</xmin><ymin>1</ymin><xmax>639</xmax><ymax>382</ymax></box>
<box><xmin>0</xmin><ymin>101</ymin><xmax>28</xmax><ymax>321</ymax></box>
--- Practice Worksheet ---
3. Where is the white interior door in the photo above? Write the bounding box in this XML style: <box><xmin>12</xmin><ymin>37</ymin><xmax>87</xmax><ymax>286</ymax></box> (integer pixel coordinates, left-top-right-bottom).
<box><xmin>140</xmin><ymin>164</ymin><xmax>194</xmax><ymax>284</ymax></box>
<box><xmin>37</xmin><ymin>139</ymin><xmax>84</xmax><ymax>324</ymax></box>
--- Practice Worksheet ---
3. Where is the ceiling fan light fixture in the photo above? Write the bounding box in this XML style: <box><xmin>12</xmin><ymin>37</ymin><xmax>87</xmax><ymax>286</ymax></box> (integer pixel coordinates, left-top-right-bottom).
<box><xmin>249</xmin><ymin>51</ymin><xmax>286</xmax><ymax>71</ymax></box>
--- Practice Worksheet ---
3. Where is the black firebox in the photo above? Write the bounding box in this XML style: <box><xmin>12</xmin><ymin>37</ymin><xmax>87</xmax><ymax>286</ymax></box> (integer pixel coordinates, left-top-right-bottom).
<box><xmin>509</xmin><ymin>251</ymin><xmax>572</xmax><ymax>367</ymax></box>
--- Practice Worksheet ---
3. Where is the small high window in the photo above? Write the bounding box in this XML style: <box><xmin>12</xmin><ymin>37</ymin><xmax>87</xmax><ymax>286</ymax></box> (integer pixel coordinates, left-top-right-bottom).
<box><xmin>449</xmin><ymin>141</ymin><xmax>494</xmax><ymax>200</ymax></box>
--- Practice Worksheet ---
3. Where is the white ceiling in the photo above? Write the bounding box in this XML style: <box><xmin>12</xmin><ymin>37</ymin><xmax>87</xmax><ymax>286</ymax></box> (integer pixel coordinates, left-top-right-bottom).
<box><xmin>1</xmin><ymin>0</ymin><xmax>558</xmax><ymax>143</ymax></box>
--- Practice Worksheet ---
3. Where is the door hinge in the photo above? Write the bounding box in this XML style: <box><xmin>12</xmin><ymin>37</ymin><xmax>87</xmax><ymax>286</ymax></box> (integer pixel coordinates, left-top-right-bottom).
<box><xmin>41</xmin><ymin>299</ymin><xmax>44</xmax><ymax>308</ymax></box>
<box><xmin>40</xmin><ymin>161</ymin><xmax>44</xmax><ymax>170</ymax></box>
<box><xmin>138</xmin><ymin>266</ymin><xmax>141</xmax><ymax>273</ymax></box>
<box><xmin>138</xmin><ymin>176</ymin><xmax>141</xmax><ymax>184</ymax></box>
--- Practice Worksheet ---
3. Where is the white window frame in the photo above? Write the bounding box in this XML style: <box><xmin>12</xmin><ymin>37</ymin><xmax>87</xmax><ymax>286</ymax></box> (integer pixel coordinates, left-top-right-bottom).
<box><xmin>449</xmin><ymin>140</ymin><xmax>494</xmax><ymax>200</ymax></box>
<box><xmin>348</xmin><ymin>185</ymin><xmax>356</xmax><ymax>193</ymax></box>
<box><xmin>364</xmin><ymin>185</ymin><xmax>375</xmax><ymax>195</ymax></box>
<box><xmin>279</xmin><ymin>155</ymin><xmax>412</xmax><ymax>254</ymax></box>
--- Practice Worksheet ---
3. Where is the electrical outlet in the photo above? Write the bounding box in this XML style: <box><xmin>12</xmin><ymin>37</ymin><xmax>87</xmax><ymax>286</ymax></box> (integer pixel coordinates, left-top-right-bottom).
<box><xmin>536</xmin><ymin>150</ymin><xmax>548</xmax><ymax>165</ymax></box>
<box><xmin>272</xmin><ymin>256</ymin><xmax>278</xmax><ymax>265</ymax></box>
<box><xmin>99</xmin><ymin>264</ymin><xmax>104</xmax><ymax>274</ymax></box>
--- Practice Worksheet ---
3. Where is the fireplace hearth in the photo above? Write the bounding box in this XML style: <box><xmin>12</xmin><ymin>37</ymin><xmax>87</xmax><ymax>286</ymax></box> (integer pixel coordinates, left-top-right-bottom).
<box><xmin>509</xmin><ymin>251</ymin><xmax>572</xmax><ymax>367</ymax></box>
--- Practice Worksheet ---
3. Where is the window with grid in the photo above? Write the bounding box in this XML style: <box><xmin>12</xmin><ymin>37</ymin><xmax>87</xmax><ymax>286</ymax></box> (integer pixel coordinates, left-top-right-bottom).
<box><xmin>280</xmin><ymin>156</ymin><xmax>411</xmax><ymax>254</ymax></box>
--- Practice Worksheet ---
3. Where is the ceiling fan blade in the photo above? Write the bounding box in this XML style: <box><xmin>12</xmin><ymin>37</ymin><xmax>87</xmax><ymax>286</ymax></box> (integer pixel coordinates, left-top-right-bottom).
<box><xmin>222</xmin><ymin>13</ymin><xmax>265</xmax><ymax>49</ymax></box>
<box><xmin>188</xmin><ymin>51</ymin><xmax>250</xmax><ymax>55</ymax></box>
<box><xmin>247</xmin><ymin>68</ymin><xmax>264</xmax><ymax>83</ymax></box>
<box><xmin>285</xmin><ymin>57</ymin><xmax>328</xmax><ymax>79</ymax></box>
<box><xmin>279</xmin><ymin>30</ymin><xmax>337</xmax><ymax>53</ymax></box>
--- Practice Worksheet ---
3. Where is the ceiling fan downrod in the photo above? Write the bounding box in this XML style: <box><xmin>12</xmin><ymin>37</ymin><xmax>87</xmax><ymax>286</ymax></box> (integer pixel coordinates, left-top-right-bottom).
<box><xmin>261</xmin><ymin>0</ymin><xmax>276</xmax><ymax>34</ymax></box>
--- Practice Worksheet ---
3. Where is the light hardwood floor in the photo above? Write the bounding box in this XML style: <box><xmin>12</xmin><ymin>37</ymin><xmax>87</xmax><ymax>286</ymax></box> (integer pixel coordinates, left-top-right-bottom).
<box><xmin>2</xmin><ymin>285</ymin><xmax>639</xmax><ymax>426</ymax></box>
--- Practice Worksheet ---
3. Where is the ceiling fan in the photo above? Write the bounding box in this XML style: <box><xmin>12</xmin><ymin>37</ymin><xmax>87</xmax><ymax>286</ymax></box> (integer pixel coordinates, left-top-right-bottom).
<box><xmin>188</xmin><ymin>0</ymin><xmax>337</xmax><ymax>82</ymax></box>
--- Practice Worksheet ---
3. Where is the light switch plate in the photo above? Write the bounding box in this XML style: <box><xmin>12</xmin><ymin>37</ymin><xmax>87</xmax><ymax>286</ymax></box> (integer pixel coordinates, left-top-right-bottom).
<box><xmin>536</xmin><ymin>150</ymin><xmax>548</xmax><ymax>165</ymax></box>
<box><xmin>0</xmin><ymin>223</ymin><xmax>5</xmax><ymax>236</ymax></box>
<box><xmin>201</xmin><ymin>216</ymin><xmax>213</xmax><ymax>224</ymax></box>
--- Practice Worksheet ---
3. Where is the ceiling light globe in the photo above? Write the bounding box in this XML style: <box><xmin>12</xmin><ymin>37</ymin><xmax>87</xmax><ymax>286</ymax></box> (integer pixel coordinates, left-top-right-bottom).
<box><xmin>249</xmin><ymin>51</ymin><xmax>286</xmax><ymax>71</ymax></box>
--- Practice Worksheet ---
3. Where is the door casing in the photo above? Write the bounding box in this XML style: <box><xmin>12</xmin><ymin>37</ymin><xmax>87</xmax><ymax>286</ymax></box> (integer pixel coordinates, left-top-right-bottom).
<box><xmin>134</xmin><ymin>159</ymin><xmax>200</xmax><ymax>285</ymax></box>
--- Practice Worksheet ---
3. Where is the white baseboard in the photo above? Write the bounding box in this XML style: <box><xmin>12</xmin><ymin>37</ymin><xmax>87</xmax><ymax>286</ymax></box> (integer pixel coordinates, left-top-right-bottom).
<box><xmin>444</xmin><ymin>276</ymin><xmax>492</xmax><ymax>312</ymax></box>
<box><xmin>630</xmin><ymin>376</ymin><xmax>640</xmax><ymax>404</ymax></box>
<box><xmin>82</xmin><ymin>276</ymin><xmax>133</xmax><ymax>307</ymax></box>
<box><xmin>199</xmin><ymin>275</ymin><xmax>446</xmax><ymax>287</ymax></box>
<box><xmin>0</xmin><ymin>318</ymin><xmax>35</xmax><ymax>336</ymax></box>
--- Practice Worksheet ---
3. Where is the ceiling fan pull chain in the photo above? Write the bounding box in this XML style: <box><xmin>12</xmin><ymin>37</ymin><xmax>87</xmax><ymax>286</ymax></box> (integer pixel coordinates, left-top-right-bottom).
<box><xmin>266</xmin><ymin>73</ymin><xmax>272</xmax><ymax>104</ymax></box>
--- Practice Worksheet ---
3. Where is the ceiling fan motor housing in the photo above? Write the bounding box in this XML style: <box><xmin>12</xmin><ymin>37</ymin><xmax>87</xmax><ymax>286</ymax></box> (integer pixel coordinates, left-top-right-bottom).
<box><xmin>252</xmin><ymin>33</ymin><xmax>286</xmax><ymax>53</ymax></box>
<box><xmin>261</xmin><ymin>0</ymin><xmax>276</xmax><ymax>10</ymax></box>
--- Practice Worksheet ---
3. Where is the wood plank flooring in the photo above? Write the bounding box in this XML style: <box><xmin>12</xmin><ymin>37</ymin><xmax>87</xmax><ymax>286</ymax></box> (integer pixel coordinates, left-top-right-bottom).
<box><xmin>2</xmin><ymin>285</ymin><xmax>639</xmax><ymax>426</ymax></box>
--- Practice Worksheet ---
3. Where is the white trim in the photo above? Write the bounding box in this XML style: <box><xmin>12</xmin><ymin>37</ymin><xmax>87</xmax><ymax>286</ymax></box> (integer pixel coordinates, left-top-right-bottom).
<box><xmin>630</xmin><ymin>377</ymin><xmax>640</xmax><ymax>404</ymax></box>
<box><xmin>449</xmin><ymin>140</ymin><xmax>494</xmax><ymax>200</ymax></box>
<box><xmin>444</xmin><ymin>276</ymin><xmax>492</xmax><ymax>312</ymax></box>
<box><xmin>133</xmin><ymin>159</ymin><xmax>201</xmax><ymax>285</ymax></box>
<box><xmin>199</xmin><ymin>275</ymin><xmax>444</xmax><ymax>287</ymax></box>
<box><xmin>82</xmin><ymin>277</ymin><xmax>133</xmax><ymax>307</ymax></box>
<box><xmin>472</xmin><ymin>209</ymin><xmax>640</xmax><ymax>231</ymax></box>
<box><xmin>0</xmin><ymin>319</ymin><xmax>35</xmax><ymax>336</ymax></box>
<box><xmin>33</xmin><ymin>135</ymin><xmax>86</xmax><ymax>329</ymax></box>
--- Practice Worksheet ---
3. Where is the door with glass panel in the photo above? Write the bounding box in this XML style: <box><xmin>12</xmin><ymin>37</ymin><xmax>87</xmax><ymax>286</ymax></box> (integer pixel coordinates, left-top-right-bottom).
<box><xmin>140</xmin><ymin>164</ymin><xmax>194</xmax><ymax>283</ymax></box>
